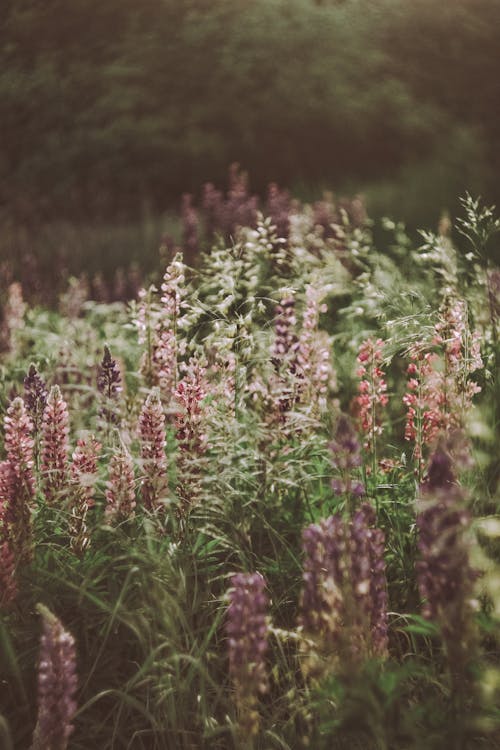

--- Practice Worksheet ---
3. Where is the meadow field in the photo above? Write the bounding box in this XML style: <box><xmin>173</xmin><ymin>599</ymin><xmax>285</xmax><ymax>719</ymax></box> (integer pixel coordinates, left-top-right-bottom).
<box><xmin>1</xmin><ymin>191</ymin><xmax>500</xmax><ymax>749</ymax></box>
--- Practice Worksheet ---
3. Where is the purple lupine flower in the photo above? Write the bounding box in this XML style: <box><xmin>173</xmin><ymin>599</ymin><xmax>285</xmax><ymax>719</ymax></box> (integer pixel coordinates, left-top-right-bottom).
<box><xmin>416</xmin><ymin>445</ymin><xmax>476</xmax><ymax>634</ymax></box>
<box><xmin>330</xmin><ymin>415</ymin><xmax>365</xmax><ymax>498</ymax></box>
<box><xmin>174</xmin><ymin>359</ymin><xmax>209</xmax><ymax>514</ymax></box>
<box><xmin>97</xmin><ymin>345</ymin><xmax>122</xmax><ymax>425</ymax></box>
<box><xmin>299</xmin><ymin>516</ymin><xmax>346</xmax><ymax>646</ymax></box>
<box><xmin>349</xmin><ymin>504</ymin><xmax>388</xmax><ymax>657</ymax></box>
<box><xmin>32</xmin><ymin>605</ymin><xmax>77</xmax><ymax>750</ymax></box>
<box><xmin>226</xmin><ymin>572</ymin><xmax>269</xmax><ymax>737</ymax></box>
<box><xmin>300</xmin><ymin>507</ymin><xmax>388</xmax><ymax>662</ymax></box>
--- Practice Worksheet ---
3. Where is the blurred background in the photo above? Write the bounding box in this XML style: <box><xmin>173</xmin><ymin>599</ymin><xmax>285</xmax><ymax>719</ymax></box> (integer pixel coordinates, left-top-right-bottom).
<box><xmin>1</xmin><ymin>0</ymin><xmax>499</xmax><ymax>293</ymax></box>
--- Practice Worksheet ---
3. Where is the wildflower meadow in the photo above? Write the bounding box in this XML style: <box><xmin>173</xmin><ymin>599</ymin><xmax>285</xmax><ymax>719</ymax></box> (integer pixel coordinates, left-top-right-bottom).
<box><xmin>1</xmin><ymin>190</ymin><xmax>500</xmax><ymax>749</ymax></box>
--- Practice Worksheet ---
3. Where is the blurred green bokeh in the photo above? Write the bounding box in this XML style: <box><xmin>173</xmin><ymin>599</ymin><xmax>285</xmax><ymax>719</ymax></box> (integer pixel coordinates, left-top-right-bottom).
<box><xmin>1</xmin><ymin>0</ymin><xmax>499</xmax><ymax>256</ymax></box>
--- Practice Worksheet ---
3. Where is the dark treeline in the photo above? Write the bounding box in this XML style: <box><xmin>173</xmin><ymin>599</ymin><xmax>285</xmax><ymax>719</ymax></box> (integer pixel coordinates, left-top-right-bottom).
<box><xmin>1</xmin><ymin>0</ymin><xmax>499</xmax><ymax>223</ymax></box>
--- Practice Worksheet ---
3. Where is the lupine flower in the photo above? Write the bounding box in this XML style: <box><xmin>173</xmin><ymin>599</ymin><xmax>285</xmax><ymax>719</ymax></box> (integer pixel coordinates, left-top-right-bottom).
<box><xmin>330</xmin><ymin>415</ymin><xmax>365</xmax><ymax>499</ymax></box>
<box><xmin>105</xmin><ymin>447</ymin><xmax>136</xmax><ymax>522</ymax></box>
<box><xmin>416</xmin><ymin>444</ymin><xmax>477</xmax><ymax>634</ymax></box>
<box><xmin>296</xmin><ymin>286</ymin><xmax>335</xmax><ymax>413</ymax></box>
<box><xmin>403</xmin><ymin>346</ymin><xmax>439</xmax><ymax>469</ymax></box>
<box><xmin>349</xmin><ymin>504</ymin><xmax>388</xmax><ymax>657</ymax></box>
<box><xmin>139</xmin><ymin>390</ymin><xmax>168</xmax><ymax>510</ymax></box>
<box><xmin>160</xmin><ymin>251</ymin><xmax>186</xmax><ymax>329</ymax></box>
<box><xmin>403</xmin><ymin>301</ymin><xmax>482</xmax><ymax>470</ymax></box>
<box><xmin>150</xmin><ymin>329</ymin><xmax>177</xmax><ymax>405</ymax></box>
<box><xmin>174</xmin><ymin>359</ymin><xmax>209</xmax><ymax>514</ymax></box>
<box><xmin>23</xmin><ymin>364</ymin><xmax>48</xmax><ymax>438</ymax></box>
<box><xmin>300</xmin><ymin>507</ymin><xmax>388</xmax><ymax>665</ymax></box>
<box><xmin>2</xmin><ymin>398</ymin><xmax>35</xmax><ymax>562</ymax></box>
<box><xmin>41</xmin><ymin>386</ymin><xmax>70</xmax><ymax>505</ymax></box>
<box><xmin>299</xmin><ymin>516</ymin><xmax>346</xmax><ymax>648</ymax></box>
<box><xmin>32</xmin><ymin>605</ymin><xmax>77</xmax><ymax>750</ymax></box>
<box><xmin>226</xmin><ymin>572</ymin><xmax>269</xmax><ymax>737</ymax></box>
<box><xmin>69</xmin><ymin>435</ymin><xmax>101</xmax><ymax>554</ymax></box>
<box><xmin>97</xmin><ymin>345</ymin><xmax>122</xmax><ymax>426</ymax></box>
<box><xmin>271</xmin><ymin>296</ymin><xmax>299</xmax><ymax>373</ymax></box>
<box><xmin>355</xmin><ymin>338</ymin><xmax>388</xmax><ymax>452</ymax></box>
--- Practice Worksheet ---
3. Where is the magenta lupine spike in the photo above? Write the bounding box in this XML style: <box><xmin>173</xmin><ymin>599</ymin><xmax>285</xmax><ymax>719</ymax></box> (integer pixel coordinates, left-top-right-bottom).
<box><xmin>41</xmin><ymin>386</ymin><xmax>70</xmax><ymax>505</ymax></box>
<box><xmin>139</xmin><ymin>389</ymin><xmax>168</xmax><ymax>510</ymax></box>
<box><xmin>32</xmin><ymin>605</ymin><xmax>77</xmax><ymax>750</ymax></box>
<box><xmin>69</xmin><ymin>435</ymin><xmax>101</xmax><ymax>554</ymax></box>
<box><xmin>174</xmin><ymin>359</ymin><xmax>209</xmax><ymax>513</ymax></box>
<box><xmin>3</xmin><ymin>398</ymin><xmax>35</xmax><ymax>562</ymax></box>
<box><xmin>105</xmin><ymin>447</ymin><xmax>136</xmax><ymax>522</ymax></box>
<box><xmin>330</xmin><ymin>415</ymin><xmax>365</xmax><ymax>499</ymax></box>
<box><xmin>226</xmin><ymin>572</ymin><xmax>269</xmax><ymax>737</ymax></box>
<box><xmin>355</xmin><ymin>338</ymin><xmax>388</xmax><ymax>452</ymax></box>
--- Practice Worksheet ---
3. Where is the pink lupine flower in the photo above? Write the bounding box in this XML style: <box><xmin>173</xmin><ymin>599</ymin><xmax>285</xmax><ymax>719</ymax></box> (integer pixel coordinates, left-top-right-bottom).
<box><xmin>41</xmin><ymin>386</ymin><xmax>70</xmax><ymax>505</ymax></box>
<box><xmin>271</xmin><ymin>296</ymin><xmax>299</xmax><ymax>373</ymax></box>
<box><xmin>403</xmin><ymin>300</ymin><xmax>483</xmax><ymax>471</ymax></box>
<box><xmin>160</xmin><ymin>251</ymin><xmax>186</xmax><ymax>328</ymax></box>
<box><xmin>32</xmin><ymin>605</ymin><xmax>77</xmax><ymax>750</ymax></box>
<box><xmin>296</xmin><ymin>286</ymin><xmax>335</xmax><ymax>413</ymax></box>
<box><xmin>69</xmin><ymin>435</ymin><xmax>101</xmax><ymax>554</ymax></box>
<box><xmin>355</xmin><ymin>338</ymin><xmax>388</xmax><ymax>452</ymax></box>
<box><xmin>139</xmin><ymin>389</ymin><xmax>168</xmax><ymax>510</ymax></box>
<box><xmin>174</xmin><ymin>359</ymin><xmax>209</xmax><ymax>513</ymax></box>
<box><xmin>150</xmin><ymin>328</ymin><xmax>177</xmax><ymax>404</ymax></box>
<box><xmin>2</xmin><ymin>398</ymin><xmax>35</xmax><ymax>562</ymax></box>
<box><xmin>226</xmin><ymin>572</ymin><xmax>269</xmax><ymax>737</ymax></box>
<box><xmin>105</xmin><ymin>447</ymin><xmax>136</xmax><ymax>522</ymax></box>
